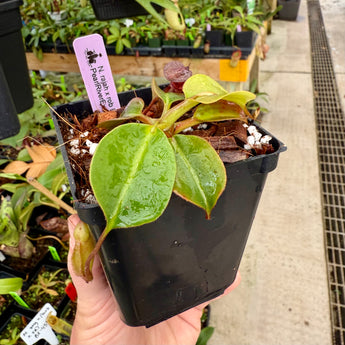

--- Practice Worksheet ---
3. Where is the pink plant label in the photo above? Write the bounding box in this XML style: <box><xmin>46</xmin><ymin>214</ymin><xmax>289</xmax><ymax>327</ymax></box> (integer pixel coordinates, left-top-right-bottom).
<box><xmin>73</xmin><ymin>34</ymin><xmax>120</xmax><ymax>112</ymax></box>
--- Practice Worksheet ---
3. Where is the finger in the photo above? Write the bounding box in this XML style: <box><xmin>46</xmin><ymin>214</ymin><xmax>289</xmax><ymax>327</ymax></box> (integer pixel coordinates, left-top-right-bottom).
<box><xmin>67</xmin><ymin>215</ymin><xmax>110</xmax><ymax>301</ymax></box>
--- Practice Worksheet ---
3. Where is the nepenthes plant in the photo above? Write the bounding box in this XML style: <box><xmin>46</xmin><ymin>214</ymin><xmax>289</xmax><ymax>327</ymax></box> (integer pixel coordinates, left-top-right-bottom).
<box><xmin>70</xmin><ymin>71</ymin><xmax>259</xmax><ymax>282</ymax></box>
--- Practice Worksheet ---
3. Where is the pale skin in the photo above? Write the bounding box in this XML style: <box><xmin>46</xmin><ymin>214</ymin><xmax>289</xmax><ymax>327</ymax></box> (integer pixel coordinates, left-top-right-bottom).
<box><xmin>67</xmin><ymin>214</ymin><xmax>241</xmax><ymax>345</ymax></box>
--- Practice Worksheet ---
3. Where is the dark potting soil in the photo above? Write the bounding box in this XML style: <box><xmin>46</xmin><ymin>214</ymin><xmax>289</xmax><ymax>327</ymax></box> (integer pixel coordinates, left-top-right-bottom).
<box><xmin>1</xmin><ymin>236</ymin><xmax>55</xmax><ymax>275</ymax></box>
<box><xmin>57</xmin><ymin>97</ymin><xmax>274</xmax><ymax>204</ymax></box>
<box><xmin>0</xmin><ymin>296</ymin><xmax>12</xmax><ymax>317</ymax></box>
<box><xmin>0</xmin><ymin>314</ymin><xmax>28</xmax><ymax>345</ymax></box>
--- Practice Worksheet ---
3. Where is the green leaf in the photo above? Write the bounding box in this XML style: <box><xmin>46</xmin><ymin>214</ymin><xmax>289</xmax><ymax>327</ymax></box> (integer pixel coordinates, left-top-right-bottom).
<box><xmin>222</xmin><ymin>91</ymin><xmax>256</xmax><ymax>110</ymax></box>
<box><xmin>0</xmin><ymin>173</ymin><xmax>27</xmax><ymax>182</ymax></box>
<box><xmin>37</xmin><ymin>153</ymin><xmax>65</xmax><ymax>189</ymax></box>
<box><xmin>121</xmin><ymin>97</ymin><xmax>145</xmax><ymax>117</ymax></box>
<box><xmin>183</xmin><ymin>74</ymin><xmax>228</xmax><ymax>103</ymax></box>
<box><xmin>196</xmin><ymin>326</ymin><xmax>215</xmax><ymax>345</ymax></box>
<box><xmin>97</xmin><ymin>98</ymin><xmax>154</xmax><ymax>130</ymax></box>
<box><xmin>122</xmin><ymin>38</ymin><xmax>132</xmax><ymax>49</ymax></box>
<box><xmin>0</xmin><ymin>159</ymin><xmax>9</xmax><ymax>166</ymax></box>
<box><xmin>183</xmin><ymin>74</ymin><xmax>256</xmax><ymax>110</ymax></box>
<box><xmin>0</xmin><ymin>183</ymin><xmax>27</xmax><ymax>194</ymax></box>
<box><xmin>90</xmin><ymin>123</ymin><xmax>176</xmax><ymax>231</ymax></box>
<box><xmin>135</xmin><ymin>0</ymin><xmax>178</xmax><ymax>25</ymax></box>
<box><xmin>116</xmin><ymin>39</ymin><xmax>124</xmax><ymax>54</ymax></box>
<box><xmin>106</xmin><ymin>34</ymin><xmax>117</xmax><ymax>45</ymax></box>
<box><xmin>0</xmin><ymin>278</ymin><xmax>23</xmax><ymax>295</ymax></box>
<box><xmin>50</xmin><ymin>172</ymin><xmax>69</xmax><ymax>195</ymax></box>
<box><xmin>16</xmin><ymin>148</ymin><xmax>31</xmax><ymax>162</ymax></box>
<box><xmin>171</xmin><ymin>134</ymin><xmax>226</xmax><ymax>218</ymax></box>
<box><xmin>152</xmin><ymin>78</ymin><xmax>185</xmax><ymax>113</ymax></box>
<box><xmin>193</xmin><ymin>100</ymin><xmax>247</xmax><ymax>122</ymax></box>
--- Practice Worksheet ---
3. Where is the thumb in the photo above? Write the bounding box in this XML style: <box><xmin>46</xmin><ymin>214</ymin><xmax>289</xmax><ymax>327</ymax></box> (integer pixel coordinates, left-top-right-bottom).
<box><xmin>67</xmin><ymin>214</ymin><xmax>111</xmax><ymax>302</ymax></box>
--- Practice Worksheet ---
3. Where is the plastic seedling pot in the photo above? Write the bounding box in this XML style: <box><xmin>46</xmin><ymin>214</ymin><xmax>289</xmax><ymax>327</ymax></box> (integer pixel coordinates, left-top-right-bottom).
<box><xmin>51</xmin><ymin>87</ymin><xmax>286</xmax><ymax>327</ymax></box>
<box><xmin>277</xmin><ymin>0</ymin><xmax>301</xmax><ymax>21</ymax></box>
<box><xmin>0</xmin><ymin>63</ymin><xmax>19</xmax><ymax>140</ymax></box>
<box><xmin>90</xmin><ymin>0</ymin><xmax>158</xmax><ymax>21</ymax></box>
<box><xmin>0</xmin><ymin>0</ymin><xmax>33</xmax><ymax>114</ymax></box>
<box><xmin>235</xmin><ymin>31</ymin><xmax>256</xmax><ymax>48</ymax></box>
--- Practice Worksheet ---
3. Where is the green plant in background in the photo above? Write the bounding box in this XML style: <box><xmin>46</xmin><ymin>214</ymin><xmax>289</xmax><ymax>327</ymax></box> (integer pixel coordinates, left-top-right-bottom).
<box><xmin>230</xmin><ymin>5</ymin><xmax>264</xmax><ymax>34</ymax></box>
<box><xmin>71</xmin><ymin>72</ymin><xmax>256</xmax><ymax>281</ymax></box>
<box><xmin>196</xmin><ymin>327</ymin><xmax>214</xmax><ymax>345</ymax></box>
<box><xmin>0</xmin><ymin>98</ymin><xmax>54</xmax><ymax>149</ymax></box>
<box><xmin>0</xmin><ymin>152</ymin><xmax>73</xmax><ymax>258</ymax></box>
<box><xmin>0</xmin><ymin>322</ymin><xmax>21</xmax><ymax>345</ymax></box>
<box><xmin>135</xmin><ymin>0</ymin><xmax>185</xmax><ymax>31</ymax></box>
<box><xmin>115</xmin><ymin>77</ymin><xmax>135</xmax><ymax>92</ymax></box>
<box><xmin>247</xmin><ymin>79</ymin><xmax>270</xmax><ymax>115</ymax></box>
<box><xmin>106</xmin><ymin>20</ymin><xmax>132</xmax><ymax>54</ymax></box>
<box><xmin>0</xmin><ymin>278</ymin><xmax>23</xmax><ymax>295</ymax></box>
<box><xmin>27</xmin><ymin>268</ymin><xmax>67</xmax><ymax>296</ymax></box>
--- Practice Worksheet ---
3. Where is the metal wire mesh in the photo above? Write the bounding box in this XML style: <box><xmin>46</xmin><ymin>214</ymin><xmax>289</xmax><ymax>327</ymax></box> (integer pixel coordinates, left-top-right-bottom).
<box><xmin>308</xmin><ymin>0</ymin><xmax>345</xmax><ymax>343</ymax></box>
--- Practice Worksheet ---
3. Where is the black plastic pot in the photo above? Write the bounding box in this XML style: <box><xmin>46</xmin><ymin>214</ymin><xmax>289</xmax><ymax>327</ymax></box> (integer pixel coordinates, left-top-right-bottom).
<box><xmin>52</xmin><ymin>88</ymin><xmax>286</xmax><ymax>327</ymax></box>
<box><xmin>0</xmin><ymin>63</ymin><xmax>19</xmax><ymax>140</ymax></box>
<box><xmin>205</xmin><ymin>30</ymin><xmax>224</xmax><ymax>47</ymax></box>
<box><xmin>278</xmin><ymin>0</ymin><xmax>301</xmax><ymax>21</ymax></box>
<box><xmin>0</xmin><ymin>0</ymin><xmax>33</xmax><ymax>114</ymax></box>
<box><xmin>162</xmin><ymin>40</ymin><xmax>176</xmax><ymax>57</ymax></box>
<box><xmin>235</xmin><ymin>31</ymin><xmax>256</xmax><ymax>48</ymax></box>
<box><xmin>90</xmin><ymin>0</ymin><xmax>156</xmax><ymax>20</ymax></box>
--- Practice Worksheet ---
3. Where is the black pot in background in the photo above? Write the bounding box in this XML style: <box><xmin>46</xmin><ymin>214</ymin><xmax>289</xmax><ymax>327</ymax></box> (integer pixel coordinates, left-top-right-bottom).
<box><xmin>162</xmin><ymin>40</ymin><xmax>177</xmax><ymax>57</ymax></box>
<box><xmin>52</xmin><ymin>88</ymin><xmax>286</xmax><ymax>327</ymax></box>
<box><xmin>205</xmin><ymin>30</ymin><xmax>224</xmax><ymax>47</ymax></box>
<box><xmin>277</xmin><ymin>0</ymin><xmax>301</xmax><ymax>21</ymax></box>
<box><xmin>90</xmin><ymin>0</ymin><xmax>158</xmax><ymax>20</ymax></box>
<box><xmin>0</xmin><ymin>63</ymin><xmax>19</xmax><ymax>140</ymax></box>
<box><xmin>235</xmin><ymin>31</ymin><xmax>256</xmax><ymax>48</ymax></box>
<box><xmin>0</xmin><ymin>0</ymin><xmax>33</xmax><ymax>115</ymax></box>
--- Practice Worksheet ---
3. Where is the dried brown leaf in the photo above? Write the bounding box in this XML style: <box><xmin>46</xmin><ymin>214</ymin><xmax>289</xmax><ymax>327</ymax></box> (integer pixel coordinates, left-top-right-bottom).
<box><xmin>25</xmin><ymin>144</ymin><xmax>56</xmax><ymax>178</ymax></box>
<box><xmin>2</xmin><ymin>161</ymin><xmax>30</xmax><ymax>175</ymax></box>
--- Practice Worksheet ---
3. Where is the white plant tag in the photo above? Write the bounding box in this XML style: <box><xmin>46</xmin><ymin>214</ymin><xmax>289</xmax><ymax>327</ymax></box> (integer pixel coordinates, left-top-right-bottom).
<box><xmin>0</xmin><ymin>250</ymin><xmax>5</xmax><ymax>262</ymax></box>
<box><xmin>73</xmin><ymin>33</ymin><xmax>120</xmax><ymax>112</ymax></box>
<box><xmin>20</xmin><ymin>303</ymin><xmax>59</xmax><ymax>345</ymax></box>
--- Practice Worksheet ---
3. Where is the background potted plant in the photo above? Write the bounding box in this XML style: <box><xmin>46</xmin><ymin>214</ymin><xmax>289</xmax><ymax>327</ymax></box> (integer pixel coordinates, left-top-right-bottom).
<box><xmin>231</xmin><ymin>5</ymin><xmax>264</xmax><ymax>48</ymax></box>
<box><xmin>51</xmin><ymin>62</ymin><xmax>286</xmax><ymax>327</ymax></box>
<box><xmin>0</xmin><ymin>0</ymin><xmax>33</xmax><ymax>141</ymax></box>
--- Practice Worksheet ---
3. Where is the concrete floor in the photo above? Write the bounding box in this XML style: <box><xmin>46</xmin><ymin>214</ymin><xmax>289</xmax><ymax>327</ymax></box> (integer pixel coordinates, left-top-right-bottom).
<box><xmin>209</xmin><ymin>0</ymin><xmax>345</xmax><ymax>344</ymax></box>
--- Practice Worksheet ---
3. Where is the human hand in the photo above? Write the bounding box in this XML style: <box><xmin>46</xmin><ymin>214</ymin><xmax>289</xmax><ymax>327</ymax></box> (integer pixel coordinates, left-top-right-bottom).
<box><xmin>67</xmin><ymin>214</ymin><xmax>240</xmax><ymax>345</ymax></box>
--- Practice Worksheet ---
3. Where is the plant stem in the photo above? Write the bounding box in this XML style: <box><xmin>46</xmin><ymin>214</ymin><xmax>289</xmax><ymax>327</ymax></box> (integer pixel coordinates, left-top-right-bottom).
<box><xmin>26</xmin><ymin>235</ymin><xmax>69</xmax><ymax>250</ymax></box>
<box><xmin>84</xmin><ymin>228</ymin><xmax>109</xmax><ymax>282</ymax></box>
<box><xmin>158</xmin><ymin>98</ymin><xmax>198</xmax><ymax>130</ymax></box>
<box><xmin>26</xmin><ymin>177</ymin><xmax>76</xmax><ymax>215</ymax></box>
<box><xmin>174</xmin><ymin>117</ymin><xmax>201</xmax><ymax>134</ymax></box>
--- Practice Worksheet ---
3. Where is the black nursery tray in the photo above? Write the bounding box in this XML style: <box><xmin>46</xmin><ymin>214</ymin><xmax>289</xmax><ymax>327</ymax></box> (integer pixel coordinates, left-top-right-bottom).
<box><xmin>0</xmin><ymin>251</ymin><xmax>70</xmax><ymax>327</ymax></box>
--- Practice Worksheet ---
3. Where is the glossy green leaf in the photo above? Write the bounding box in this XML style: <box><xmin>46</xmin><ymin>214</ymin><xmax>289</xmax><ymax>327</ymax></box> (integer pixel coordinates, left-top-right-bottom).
<box><xmin>183</xmin><ymin>74</ymin><xmax>256</xmax><ymax>109</ymax></box>
<box><xmin>121</xmin><ymin>97</ymin><xmax>145</xmax><ymax>117</ymax></box>
<box><xmin>222</xmin><ymin>91</ymin><xmax>256</xmax><ymax>110</ymax></box>
<box><xmin>152</xmin><ymin>78</ymin><xmax>185</xmax><ymax>113</ymax></box>
<box><xmin>193</xmin><ymin>100</ymin><xmax>247</xmax><ymax>122</ymax></box>
<box><xmin>183</xmin><ymin>74</ymin><xmax>228</xmax><ymax>104</ymax></box>
<box><xmin>171</xmin><ymin>134</ymin><xmax>226</xmax><ymax>218</ymax></box>
<box><xmin>97</xmin><ymin>98</ymin><xmax>154</xmax><ymax>130</ymax></box>
<box><xmin>90</xmin><ymin>123</ymin><xmax>176</xmax><ymax>231</ymax></box>
<box><xmin>0</xmin><ymin>278</ymin><xmax>23</xmax><ymax>294</ymax></box>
